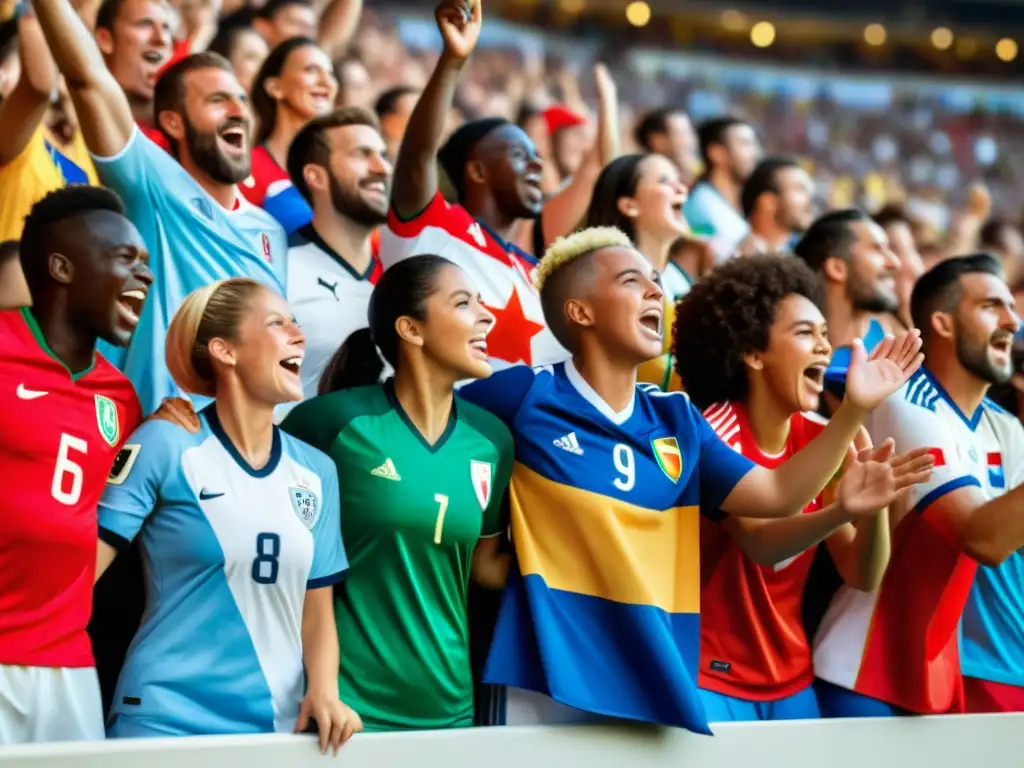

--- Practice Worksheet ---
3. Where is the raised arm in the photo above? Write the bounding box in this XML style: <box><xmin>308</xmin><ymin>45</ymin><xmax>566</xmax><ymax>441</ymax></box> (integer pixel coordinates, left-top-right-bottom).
<box><xmin>318</xmin><ymin>0</ymin><xmax>361</xmax><ymax>59</ymax></box>
<box><xmin>0</xmin><ymin>11</ymin><xmax>56</xmax><ymax>165</ymax></box>
<box><xmin>390</xmin><ymin>0</ymin><xmax>481</xmax><ymax>219</ymax></box>
<box><xmin>721</xmin><ymin>331</ymin><xmax>924</xmax><ymax>519</ymax></box>
<box><xmin>534</xmin><ymin>63</ymin><xmax>620</xmax><ymax>249</ymax></box>
<box><xmin>31</xmin><ymin>0</ymin><xmax>134</xmax><ymax>157</ymax></box>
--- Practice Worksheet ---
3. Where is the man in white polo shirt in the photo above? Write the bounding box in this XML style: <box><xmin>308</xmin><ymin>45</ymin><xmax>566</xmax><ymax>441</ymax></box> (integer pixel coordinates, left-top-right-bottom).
<box><xmin>282</xmin><ymin>107</ymin><xmax>391</xmax><ymax>409</ymax></box>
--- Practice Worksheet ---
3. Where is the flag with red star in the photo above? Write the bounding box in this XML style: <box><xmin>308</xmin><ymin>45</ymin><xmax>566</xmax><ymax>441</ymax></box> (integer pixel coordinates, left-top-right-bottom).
<box><xmin>380</xmin><ymin>191</ymin><xmax>567</xmax><ymax>368</ymax></box>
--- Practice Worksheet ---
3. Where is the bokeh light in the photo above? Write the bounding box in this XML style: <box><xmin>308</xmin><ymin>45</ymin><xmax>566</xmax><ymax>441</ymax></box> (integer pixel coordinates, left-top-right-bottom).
<box><xmin>750</xmin><ymin>21</ymin><xmax>776</xmax><ymax>48</ymax></box>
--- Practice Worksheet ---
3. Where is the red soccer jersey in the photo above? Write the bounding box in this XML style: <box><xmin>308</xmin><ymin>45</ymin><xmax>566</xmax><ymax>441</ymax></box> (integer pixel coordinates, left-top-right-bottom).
<box><xmin>0</xmin><ymin>309</ymin><xmax>141</xmax><ymax>668</ymax></box>
<box><xmin>699</xmin><ymin>401</ymin><xmax>827</xmax><ymax>700</ymax></box>
<box><xmin>380</xmin><ymin>191</ymin><xmax>566</xmax><ymax>368</ymax></box>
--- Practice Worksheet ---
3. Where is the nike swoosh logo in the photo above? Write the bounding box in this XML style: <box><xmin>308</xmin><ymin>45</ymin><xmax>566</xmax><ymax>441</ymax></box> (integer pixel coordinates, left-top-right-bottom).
<box><xmin>16</xmin><ymin>384</ymin><xmax>48</xmax><ymax>400</ymax></box>
<box><xmin>199</xmin><ymin>490</ymin><xmax>225</xmax><ymax>501</ymax></box>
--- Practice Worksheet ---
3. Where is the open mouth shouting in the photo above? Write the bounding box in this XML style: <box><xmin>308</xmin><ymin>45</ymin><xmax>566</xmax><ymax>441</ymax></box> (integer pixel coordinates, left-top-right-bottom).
<box><xmin>217</xmin><ymin>120</ymin><xmax>249</xmax><ymax>157</ymax></box>
<box><xmin>522</xmin><ymin>171</ymin><xmax>544</xmax><ymax>205</ymax></box>
<box><xmin>117</xmin><ymin>288</ymin><xmax>147</xmax><ymax>331</ymax></box>
<box><xmin>802</xmin><ymin>362</ymin><xmax>827</xmax><ymax>394</ymax></box>
<box><xmin>638</xmin><ymin>305</ymin><xmax>663</xmax><ymax>341</ymax></box>
<box><xmin>991</xmin><ymin>333</ymin><xmax>1014</xmax><ymax>359</ymax></box>
<box><xmin>279</xmin><ymin>354</ymin><xmax>304</xmax><ymax>377</ymax></box>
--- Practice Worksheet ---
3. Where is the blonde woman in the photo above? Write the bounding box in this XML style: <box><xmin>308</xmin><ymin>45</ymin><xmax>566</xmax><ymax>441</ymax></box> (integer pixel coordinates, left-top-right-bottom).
<box><xmin>93</xmin><ymin>278</ymin><xmax>360</xmax><ymax>752</ymax></box>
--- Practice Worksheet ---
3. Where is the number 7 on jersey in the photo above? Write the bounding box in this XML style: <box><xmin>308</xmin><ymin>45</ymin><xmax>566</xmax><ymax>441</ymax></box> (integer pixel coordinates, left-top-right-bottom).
<box><xmin>433</xmin><ymin>493</ymin><xmax>449</xmax><ymax>545</ymax></box>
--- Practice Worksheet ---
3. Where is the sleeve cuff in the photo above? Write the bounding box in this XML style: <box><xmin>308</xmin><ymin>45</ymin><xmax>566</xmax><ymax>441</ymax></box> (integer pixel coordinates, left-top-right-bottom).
<box><xmin>911</xmin><ymin>475</ymin><xmax>983</xmax><ymax>515</ymax></box>
<box><xmin>98</xmin><ymin>526</ymin><xmax>132</xmax><ymax>551</ymax></box>
<box><xmin>307</xmin><ymin>568</ymin><xmax>347</xmax><ymax>589</ymax></box>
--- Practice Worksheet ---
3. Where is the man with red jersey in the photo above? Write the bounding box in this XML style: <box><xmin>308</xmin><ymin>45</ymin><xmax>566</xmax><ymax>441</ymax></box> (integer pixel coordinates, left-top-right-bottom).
<box><xmin>381</xmin><ymin>0</ymin><xmax>566</xmax><ymax>370</ymax></box>
<box><xmin>674</xmin><ymin>255</ymin><xmax>932</xmax><ymax>722</ymax></box>
<box><xmin>814</xmin><ymin>253</ymin><xmax>1024</xmax><ymax>717</ymax></box>
<box><xmin>0</xmin><ymin>186</ymin><xmax>151</xmax><ymax>742</ymax></box>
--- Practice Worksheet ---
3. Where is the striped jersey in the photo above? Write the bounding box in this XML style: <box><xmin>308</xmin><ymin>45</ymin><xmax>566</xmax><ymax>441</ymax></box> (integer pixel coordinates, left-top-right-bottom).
<box><xmin>459</xmin><ymin>363</ymin><xmax>755</xmax><ymax>732</ymax></box>
<box><xmin>380</xmin><ymin>193</ymin><xmax>566</xmax><ymax>369</ymax></box>
<box><xmin>814</xmin><ymin>368</ymin><xmax>1020</xmax><ymax>713</ymax></box>
<box><xmin>700</xmin><ymin>402</ymin><xmax>827</xmax><ymax>700</ymax></box>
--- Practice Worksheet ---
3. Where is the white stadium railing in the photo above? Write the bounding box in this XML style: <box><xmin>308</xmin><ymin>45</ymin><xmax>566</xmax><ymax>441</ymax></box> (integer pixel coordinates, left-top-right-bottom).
<box><xmin>0</xmin><ymin>716</ymin><xmax>1021</xmax><ymax>768</ymax></box>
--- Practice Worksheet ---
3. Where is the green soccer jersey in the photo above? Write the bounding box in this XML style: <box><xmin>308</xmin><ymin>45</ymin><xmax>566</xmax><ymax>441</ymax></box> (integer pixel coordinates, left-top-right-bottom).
<box><xmin>280</xmin><ymin>381</ymin><xmax>513</xmax><ymax>731</ymax></box>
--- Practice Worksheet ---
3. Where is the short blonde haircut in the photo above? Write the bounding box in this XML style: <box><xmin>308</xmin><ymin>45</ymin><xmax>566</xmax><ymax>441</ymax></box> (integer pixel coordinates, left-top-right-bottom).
<box><xmin>535</xmin><ymin>226</ymin><xmax>634</xmax><ymax>292</ymax></box>
<box><xmin>165</xmin><ymin>278</ymin><xmax>266</xmax><ymax>398</ymax></box>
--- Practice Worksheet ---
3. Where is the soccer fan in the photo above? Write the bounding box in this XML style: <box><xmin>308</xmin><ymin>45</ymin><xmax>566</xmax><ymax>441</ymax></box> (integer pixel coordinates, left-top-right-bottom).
<box><xmin>0</xmin><ymin>186</ymin><xmax>149</xmax><ymax>743</ymax></box>
<box><xmin>93</xmin><ymin>0</ymin><xmax>175</xmax><ymax>143</ymax></box>
<box><xmin>741</xmin><ymin>156</ymin><xmax>815</xmax><ymax>255</ymax></box>
<box><xmin>683</xmin><ymin>115</ymin><xmax>760</xmax><ymax>253</ymax></box>
<box><xmin>282</xmin><ymin>106</ymin><xmax>390</xmax><ymax>405</ymax></box>
<box><xmin>375</xmin><ymin>84</ymin><xmax>419</xmax><ymax>161</ymax></box>
<box><xmin>674</xmin><ymin>255</ymin><xmax>932</xmax><ymax>722</ymax></box>
<box><xmin>382</xmin><ymin>0</ymin><xmax>565</xmax><ymax>370</ymax></box>
<box><xmin>244</xmin><ymin>37</ymin><xmax>338</xmax><ymax>234</ymax></box>
<box><xmin>458</xmin><ymin>226</ymin><xmax>923</xmax><ymax>731</ymax></box>
<box><xmin>794</xmin><ymin>209</ymin><xmax>900</xmax><ymax>398</ymax></box>
<box><xmin>276</xmin><ymin>256</ymin><xmax>512</xmax><ymax>731</ymax></box>
<box><xmin>33</xmin><ymin>0</ymin><xmax>289</xmax><ymax>414</ymax></box>
<box><xmin>873</xmin><ymin>203</ymin><xmax>925</xmax><ymax>331</ymax></box>
<box><xmin>95</xmin><ymin>278</ymin><xmax>359</xmax><ymax>750</ymax></box>
<box><xmin>251</xmin><ymin>0</ymin><xmax>314</xmax><ymax>47</ymax></box>
<box><xmin>207</xmin><ymin>24</ymin><xmax>269</xmax><ymax>94</ymax></box>
<box><xmin>542</xmin><ymin>103</ymin><xmax>589</xmax><ymax>184</ymax></box>
<box><xmin>335</xmin><ymin>54</ymin><xmax>373</xmax><ymax>109</ymax></box>
<box><xmin>980</xmin><ymin>217</ymin><xmax>1024</xmax><ymax>290</ymax></box>
<box><xmin>0</xmin><ymin>240</ymin><xmax>31</xmax><ymax>309</ymax></box>
<box><xmin>0</xmin><ymin>9</ymin><xmax>98</xmax><ymax>241</ymax></box>
<box><xmin>634</xmin><ymin>106</ymin><xmax>699</xmax><ymax>185</ymax></box>
<box><xmin>583</xmin><ymin>152</ymin><xmax>691</xmax><ymax>391</ymax></box>
<box><xmin>813</xmin><ymin>253</ymin><xmax>1024</xmax><ymax>717</ymax></box>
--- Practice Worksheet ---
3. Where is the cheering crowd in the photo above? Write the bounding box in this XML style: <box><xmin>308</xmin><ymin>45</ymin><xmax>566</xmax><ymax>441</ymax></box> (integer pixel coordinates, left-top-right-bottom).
<box><xmin>2</xmin><ymin>0</ymin><xmax>1024</xmax><ymax>755</ymax></box>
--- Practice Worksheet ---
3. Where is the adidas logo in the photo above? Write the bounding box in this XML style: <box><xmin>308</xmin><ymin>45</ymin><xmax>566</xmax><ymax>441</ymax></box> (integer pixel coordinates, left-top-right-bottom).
<box><xmin>553</xmin><ymin>432</ymin><xmax>584</xmax><ymax>455</ymax></box>
<box><xmin>371</xmin><ymin>458</ymin><xmax>401</xmax><ymax>481</ymax></box>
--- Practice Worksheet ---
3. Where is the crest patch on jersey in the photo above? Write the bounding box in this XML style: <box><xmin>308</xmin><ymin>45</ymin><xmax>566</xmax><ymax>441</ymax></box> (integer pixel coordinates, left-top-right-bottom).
<box><xmin>652</xmin><ymin>437</ymin><xmax>682</xmax><ymax>483</ymax></box>
<box><xmin>95</xmin><ymin>395</ymin><xmax>120</xmax><ymax>447</ymax></box>
<box><xmin>471</xmin><ymin>460</ymin><xmax>493</xmax><ymax>511</ymax></box>
<box><xmin>108</xmin><ymin>444</ymin><xmax>141</xmax><ymax>486</ymax></box>
<box><xmin>289</xmin><ymin>486</ymin><xmax>320</xmax><ymax>529</ymax></box>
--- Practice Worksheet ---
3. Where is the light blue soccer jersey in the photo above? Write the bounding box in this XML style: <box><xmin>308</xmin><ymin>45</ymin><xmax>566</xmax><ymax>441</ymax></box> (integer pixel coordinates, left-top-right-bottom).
<box><xmin>958</xmin><ymin>401</ymin><xmax>1024</xmax><ymax>688</ymax></box>
<box><xmin>683</xmin><ymin>180</ymin><xmax>749</xmax><ymax>256</ymax></box>
<box><xmin>91</xmin><ymin>128</ymin><xmax>289</xmax><ymax>415</ymax></box>
<box><xmin>97</xmin><ymin>405</ymin><xmax>347</xmax><ymax>737</ymax></box>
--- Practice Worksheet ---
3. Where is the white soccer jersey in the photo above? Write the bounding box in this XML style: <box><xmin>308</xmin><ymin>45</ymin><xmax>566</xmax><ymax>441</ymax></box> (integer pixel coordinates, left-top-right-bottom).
<box><xmin>97</xmin><ymin>407</ymin><xmax>347</xmax><ymax>736</ymax></box>
<box><xmin>813</xmin><ymin>368</ymin><xmax>1024</xmax><ymax>713</ymax></box>
<box><xmin>285</xmin><ymin>225</ymin><xmax>377</xmax><ymax>406</ymax></box>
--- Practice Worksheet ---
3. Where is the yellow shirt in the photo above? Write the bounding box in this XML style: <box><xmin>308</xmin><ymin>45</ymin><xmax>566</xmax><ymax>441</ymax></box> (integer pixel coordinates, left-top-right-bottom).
<box><xmin>638</xmin><ymin>295</ymin><xmax>684</xmax><ymax>392</ymax></box>
<box><xmin>0</xmin><ymin>124</ymin><xmax>98</xmax><ymax>241</ymax></box>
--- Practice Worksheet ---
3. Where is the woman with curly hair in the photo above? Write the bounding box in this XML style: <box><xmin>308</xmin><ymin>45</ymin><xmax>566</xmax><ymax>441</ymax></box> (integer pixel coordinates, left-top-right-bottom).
<box><xmin>673</xmin><ymin>254</ymin><xmax>933</xmax><ymax>723</ymax></box>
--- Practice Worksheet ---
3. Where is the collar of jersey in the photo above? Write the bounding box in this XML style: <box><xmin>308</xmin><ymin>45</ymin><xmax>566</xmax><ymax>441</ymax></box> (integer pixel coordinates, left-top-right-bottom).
<box><xmin>295</xmin><ymin>224</ymin><xmax>375</xmax><ymax>281</ymax></box>
<box><xmin>564</xmin><ymin>359</ymin><xmax>635</xmax><ymax>426</ymax></box>
<box><xmin>475</xmin><ymin>217</ymin><xmax>538</xmax><ymax>265</ymax></box>
<box><xmin>383</xmin><ymin>378</ymin><xmax>457</xmax><ymax>453</ymax></box>
<box><xmin>921</xmin><ymin>367</ymin><xmax>984</xmax><ymax>431</ymax></box>
<box><xmin>19</xmin><ymin>307</ymin><xmax>97</xmax><ymax>382</ymax></box>
<box><xmin>204</xmin><ymin>403</ymin><xmax>283</xmax><ymax>477</ymax></box>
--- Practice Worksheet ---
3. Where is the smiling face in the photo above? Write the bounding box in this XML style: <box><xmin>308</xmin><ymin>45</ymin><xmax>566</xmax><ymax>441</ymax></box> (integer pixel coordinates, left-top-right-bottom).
<box><xmin>321</xmin><ymin>123</ymin><xmax>392</xmax><ymax>226</ymax></box>
<box><xmin>61</xmin><ymin>210</ymin><xmax>153</xmax><ymax>347</ymax></box>
<box><xmin>746</xmin><ymin>293</ymin><xmax>832</xmax><ymax>415</ymax></box>
<box><xmin>570</xmin><ymin>245</ymin><xmax>666</xmax><ymax>365</ymax></box>
<box><xmin>213</xmin><ymin>287</ymin><xmax>307</xmax><ymax>403</ymax></box>
<box><xmin>845</xmin><ymin>219</ymin><xmax>901</xmax><ymax>314</ymax></box>
<box><xmin>472</xmin><ymin>123</ymin><xmax>545</xmax><ymax>220</ymax></box>
<box><xmin>268</xmin><ymin>43</ymin><xmax>337</xmax><ymax>121</ymax></box>
<box><xmin>174</xmin><ymin>66</ymin><xmax>253</xmax><ymax>183</ymax></box>
<box><xmin>404</xmin><ymin>264</ymin><xmax>495</xmax><ymax>382</ymax></box>
<box><xmin>99</xmin><ymin>0</ymin><xmax>174</xmax><ymax>101</ymax></box>
<box><xmin>622</xmin><ymin>154</ymin><xmax>690</xmax><ymax>243</ymax></box>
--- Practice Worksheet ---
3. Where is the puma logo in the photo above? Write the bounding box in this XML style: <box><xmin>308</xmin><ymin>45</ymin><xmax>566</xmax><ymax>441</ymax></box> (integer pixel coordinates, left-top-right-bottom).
<box><xmin>317</xmin><ymin>277</ymin><xmax>339</xmax><ymax>300</ymax></box>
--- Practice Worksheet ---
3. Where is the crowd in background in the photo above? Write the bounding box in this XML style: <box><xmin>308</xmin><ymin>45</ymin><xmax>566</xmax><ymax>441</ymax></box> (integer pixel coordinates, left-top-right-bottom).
<box><xmin>3</xmin><ymin>0</ymin><xmax>1024</xmax><ymax>753</ymax></box>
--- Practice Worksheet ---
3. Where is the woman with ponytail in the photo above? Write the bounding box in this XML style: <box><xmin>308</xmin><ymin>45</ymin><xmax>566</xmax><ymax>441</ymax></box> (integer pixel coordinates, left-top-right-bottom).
<box><xmin>280</xmin><ymin>254</ymin><xmax>514</xmax><ymax>732</ymax></box>
<box><xmin>94</xmin><ymin>278</ymin><xmax>361</xmax><ymax>752</ymax></box>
